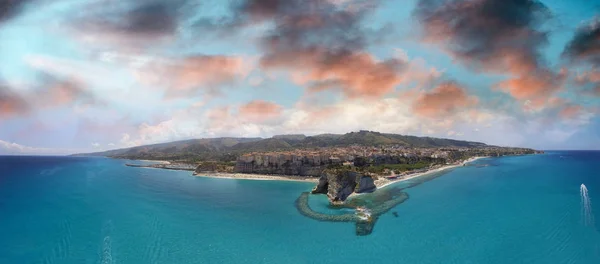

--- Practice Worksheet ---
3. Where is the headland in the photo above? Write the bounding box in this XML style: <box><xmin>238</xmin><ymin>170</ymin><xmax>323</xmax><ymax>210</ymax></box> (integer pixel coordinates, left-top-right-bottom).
<box><xmin>73</xmin><ymin>130</ymin><xmax>543</xmax><ymax>235</ymax></box>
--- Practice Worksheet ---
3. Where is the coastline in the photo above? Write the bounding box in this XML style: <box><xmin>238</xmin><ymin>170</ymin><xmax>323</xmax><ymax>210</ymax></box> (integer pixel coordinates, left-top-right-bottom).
<box><xmin>193</xmin><ymin>156</ymin><xmax>487</xmax><ymax>186</ymax></box>
<box><xmin>127</xmin><ymin>156</ymin><xmax>487</xmax><ymax>186</ymax></box>
<box><xmin>373</xmin><ymin>156</ymin><xmax>487</xmax><ymax>190</ymax></box>
<box><xmin>194</xmin><ymin>172</ymin><xmax>319</xmax><ymax>183</ymax></box>
<box><xmin>137</xmin><ymin>160</ymin><xmax>171</xmax><ymax>164</ymax></box>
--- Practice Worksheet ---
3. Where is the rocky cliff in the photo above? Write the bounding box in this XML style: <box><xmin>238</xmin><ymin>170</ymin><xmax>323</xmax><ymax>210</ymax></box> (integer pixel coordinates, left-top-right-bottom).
<box><xmin>234</xmin><ymin>153</ymin><xmax>335</xmax><ymax>176</ymax></box>
<box><xmin>311</xmin><ymin>171</ymin><xmax>376</xmax><ymax>203</ymax></box>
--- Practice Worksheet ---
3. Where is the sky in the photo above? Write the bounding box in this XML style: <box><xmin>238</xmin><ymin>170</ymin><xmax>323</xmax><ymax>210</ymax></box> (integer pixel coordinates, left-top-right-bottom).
<box><xmin>1</xmin><ymin>0</ymin><xmax>600</xmax><ymax>155</ymax></box>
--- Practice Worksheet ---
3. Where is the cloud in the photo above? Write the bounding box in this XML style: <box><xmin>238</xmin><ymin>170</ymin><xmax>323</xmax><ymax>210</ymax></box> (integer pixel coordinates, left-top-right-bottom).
<box><xmin>1</xmin><ymin>74</ymin><xmax>92</xmax><ymax>119</ymax></box>
<box><xmin>104</xmin><ymin>91</ymin><xmax>594</xmax><ymax>150</ymax></box>
<box><xmin>0</xmin><ymin>85</ymin><xmax>29</xmax><ymax>118</ymax></box>
<box><xmin>0</xmin><ymin>139</ymin><xmax>76</xmax><ymax>155</ymax></box>
<box><xmin>415</xmin><ymin>0</ymin><xmax>550</xmax><ymax>73</ymax></box>
<box><xmin>25</xmin><ymin>54</ymin><xmax>120</xmax><ymax>95</ymax></box>
<box><xmin>576</xmin><ymin>69</ymin><xmax>600</xmax><ymax>84</ymax></box>
<box><xmin>38</xmin><ymin>75</ymin><xmax>96</xmax><ymax>107</ymax></box>
<box><xmin>414</xmin><ymin>0</ymin><xmax>563</xmax><ymax>104</ymax></box>
<box><xmin>267</xmin><ymin>49</ymin><xmax>407</xmax><ymax>98</ymax></box>
<box><xmin>562</xmin><ymin>17</ymin><xmax>600</xmax><ymax>66</ymax></box>
<box><xmin>134</xmin><ymin>55</ymin><xmax>249</xmax><ymax>97</ymax></box>
<box><xmin>559</xmin><ymin>105</ymin><xmax>582</xmax><ymax>119</ymax></box>
<box><xmin>27</xmin><ymin>52</ymin><xmax>246</xmax><ymax>105</ymax></box>
<box><xmin>497</xmin><ymin>68</ymin><xmax>567</xmax><ymax>101</ymax></box>
<box><xmin>238</xmin><ymin>100</ymin><xmax>283</xmax><ymax>122</ymax></box>
<box><xmin>67</xmin><ymin>0</ymin><xmax>195</xmax><ymax>50</ymax></box>
<box><xmin>563</xmin><ymin>18</ymin><xmax>600</xmax><ymax>97</ymax></box>
<box><xmin>412</xmin><ymin>82</ymin><xmax>479</xmax><ymax>118</ymax></box>
<box><xmin>0</xmin><ymin>0</ymin><xmax>32</xmax><ymax>23</ymax></box>
<box><xmin>206</xmin><ymin>0</ymin><xmax>407</xmax><ymax>98</ymax></box>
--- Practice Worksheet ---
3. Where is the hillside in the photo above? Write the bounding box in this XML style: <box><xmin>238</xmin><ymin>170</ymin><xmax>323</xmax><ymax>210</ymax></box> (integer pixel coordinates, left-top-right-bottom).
<box><xmin>72</xmin><ymin>130</ymin><xmax>490</xmax><ymax>161</ymax></box>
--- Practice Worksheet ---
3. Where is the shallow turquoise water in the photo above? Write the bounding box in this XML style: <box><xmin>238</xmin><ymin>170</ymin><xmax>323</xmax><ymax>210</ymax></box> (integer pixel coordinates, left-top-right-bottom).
<box><xmin>0</xmin><ymin>152</ymin><xmax>599</xmax><ymax>263</ymax></box>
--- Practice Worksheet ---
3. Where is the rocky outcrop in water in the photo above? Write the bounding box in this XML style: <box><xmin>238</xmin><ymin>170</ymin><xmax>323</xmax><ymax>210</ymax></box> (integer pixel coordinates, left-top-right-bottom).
<box><xmin>295</xmin><ymin>190</ymin><xmax>410</xmax><ymax>236</ymax></box>
<box><xmin>311</xmin><ymin>171</ymin><xmax>376</xmax><ymax>202</ymax></box>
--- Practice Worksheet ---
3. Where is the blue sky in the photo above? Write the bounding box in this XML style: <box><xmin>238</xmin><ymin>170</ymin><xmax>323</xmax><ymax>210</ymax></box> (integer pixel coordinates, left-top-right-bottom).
<box><xmin>1</xmin><ymin>0</ymin><xmax>600</xmax><ymax>154</ymax></box>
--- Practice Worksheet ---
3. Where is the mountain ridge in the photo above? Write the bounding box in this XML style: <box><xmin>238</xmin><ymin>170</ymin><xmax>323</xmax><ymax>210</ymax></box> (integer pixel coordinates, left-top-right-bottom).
<box><xmin>71</xmin><ymin>130</ymin><xmax>494</xmax><ymax>161</ymax></box>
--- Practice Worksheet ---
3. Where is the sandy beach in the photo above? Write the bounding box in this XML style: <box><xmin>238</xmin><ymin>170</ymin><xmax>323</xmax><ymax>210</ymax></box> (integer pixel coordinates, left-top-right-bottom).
<box><xmin>138</xmin><ymin>160</ymin><xmax>171</xmax><ymax>164</ymax></box>
<box><xmin>194</xmin><ymin>157</ymin><xmax>487</xmax><ymax>186</ymax></box>
<box><xmin>194</xmin><ymin>172</ymin><xmax>319</xmax><ymax>183</ymax></box>
<box><xmin>374</xmin><ymin>156</ymin><xmax>487</xmax><ymax>190</ymax></box>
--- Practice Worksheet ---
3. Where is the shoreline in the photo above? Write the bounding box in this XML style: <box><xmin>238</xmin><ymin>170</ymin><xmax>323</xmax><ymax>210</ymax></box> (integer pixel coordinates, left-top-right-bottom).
<box><xmin>127</xmin><ymin>156</ymin><xmax>487</xmax><ymax>186</ymax></box>
<box><xmin>374</xmin><ymin>156</ymin><xmax>487</xmax><ymax>190</ymax></box>
<box><xmin>193</xmin><ymin>156</ymin><xmax>487</xmax><ymax>186</ymax></box>
<box><xmin>194</xmin><ymin>172</ymin><xmax>319</xmax><ymax>183</ymax></box>
<box><xmin>137</xmin><ymin>160</ymin><xmax>171</xmax><ymax>164</ymax></box>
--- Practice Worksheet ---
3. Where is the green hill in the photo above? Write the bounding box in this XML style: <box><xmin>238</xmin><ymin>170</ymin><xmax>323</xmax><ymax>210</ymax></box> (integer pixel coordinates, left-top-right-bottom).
<box><xmin>72</xmin><ymin>130</ymin><xmax>489</xmax><ymax>161</ymax></box>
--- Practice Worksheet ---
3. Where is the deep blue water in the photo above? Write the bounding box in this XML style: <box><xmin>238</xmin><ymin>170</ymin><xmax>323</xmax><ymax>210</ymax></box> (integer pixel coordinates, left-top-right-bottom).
<box><xmin>0</xmin><ymin>151</ymin><xmax>599</xmax><ymax>263</ymax></box>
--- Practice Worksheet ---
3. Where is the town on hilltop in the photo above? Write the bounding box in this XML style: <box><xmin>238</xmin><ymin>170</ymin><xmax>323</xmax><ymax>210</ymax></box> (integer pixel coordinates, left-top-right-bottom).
<box><xmin>79</xmin><ymin>130</ymin><xmax>542</xmax><ymax>205</ymax></box>
<box><xmin>83</xmin><ymin>130</ymin><xmax>543</xmax><ymax>179</ymax></box>
<box><xmin>231</xmin><ymin>145</ymin><xmax>541</xmax><ymax>178</ymax></box>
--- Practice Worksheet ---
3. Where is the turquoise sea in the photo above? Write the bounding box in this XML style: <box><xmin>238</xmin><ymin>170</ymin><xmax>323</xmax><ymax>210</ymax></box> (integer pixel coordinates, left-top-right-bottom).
<box><xmin>1</xmin><ymin>151</ymin><xmax>599</xmax><ymax>263</ymax></box>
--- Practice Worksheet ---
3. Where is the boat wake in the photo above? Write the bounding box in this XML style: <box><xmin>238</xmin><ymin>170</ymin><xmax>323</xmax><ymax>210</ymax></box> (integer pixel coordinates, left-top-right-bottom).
<box><xmin>101</xmin><ymin>220</ymin><xmax>114</xmax><ymax>264</ymax></box>
<box><xmin>581</xmin><ymin>184</ymin><xmax>595</xmax><ymax>228</ymax></box>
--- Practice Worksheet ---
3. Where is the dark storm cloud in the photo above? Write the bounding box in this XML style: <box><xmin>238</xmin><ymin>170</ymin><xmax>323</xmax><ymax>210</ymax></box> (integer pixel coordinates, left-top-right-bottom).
<box><xmin>118</xmin><ymin>2</ymin><xmax>179</xmax><ymax>36</ymax></box>
<box><xmin>0</xmin><ymin>0</ymin><xmax>33</xmax><ymax>23</ymax></box>
<box><xmin>233</xmin><ymin>0</ymin><xmax>377</xmax><ymax>50</ymax></box>
<box><xmin>414</xmin><ymin>0</ymin><xmax>567</xmax><ymax>103</ymax></box>
<box><xmin>76</xmin><ymin>0</ymin><xmax>187</xmax><ymax>39</ymax></box>
<box><xmin>414</xmin><ymin>0</ymin><xmax>551</xmax><ymax>72</ymax></box>
<box><xmin>562</xmin><ymin>18</ymin><xmax>600</xmax><ymax>66</ymax></box>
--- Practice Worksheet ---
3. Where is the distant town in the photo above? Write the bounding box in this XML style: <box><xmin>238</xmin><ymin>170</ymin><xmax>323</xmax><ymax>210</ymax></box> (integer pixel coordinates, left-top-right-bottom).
<box><xmin>129</xmin><ymin>145</ymin><xmax>542</xmax><ymax>179</ymax></box>
<box><xmin>231</xmin><ymin>145</ymin><xmax>541</xmax><ymax>177</ymax></box>
<box><xmin>82</xmin><ymin>130</ymin><xmax>541</xmax><ymax>178</ymax></box>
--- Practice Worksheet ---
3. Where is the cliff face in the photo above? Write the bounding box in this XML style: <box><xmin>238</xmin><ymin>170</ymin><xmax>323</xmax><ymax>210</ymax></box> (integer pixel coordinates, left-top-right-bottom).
<box><xmin>234</xmin><ymin>154</ymin><xmax>333</xmax><ymax>176</ymax></box>
<box><xmin>312</xmin><ymin>171</ymin><xmax>376</xmax><ymax>203</ymax></box>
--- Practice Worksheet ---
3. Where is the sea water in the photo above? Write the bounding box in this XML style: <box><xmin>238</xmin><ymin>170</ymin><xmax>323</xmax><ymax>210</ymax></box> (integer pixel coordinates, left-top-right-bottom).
<box><xmin>0</xmin><ymin>151</ymin><xmax>599</xmax><ymax>263</ymax></box>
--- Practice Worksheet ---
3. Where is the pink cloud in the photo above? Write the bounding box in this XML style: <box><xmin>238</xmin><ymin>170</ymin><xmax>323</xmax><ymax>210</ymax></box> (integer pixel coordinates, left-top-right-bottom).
<box><xmin>576</xmin><ymin>69</ymin><xmax>600</xmax><ymax>84</ymax></box>
<box><xmin>559</xmin><ymin>105</ymin><xmax>583</xmax><ymax>119</ymax></box>
<box><xmin>41</xmin><ymin>80</ymin><xmax>94</xmax><ymax>107</ymax></box>
<box><xmin>0</xmin><ymin>88</ymin><xmax>28</xmax><ymax>118</ymax></box>
<box><xmin>262</xmin><ymin>48</ymin><xmax>406</xmax><ymax>98</ymax></box>
<box><xmin>574</xmin><ymin>69</ymin><xmax>600</xmax><ymax>96</ymax></box>
<box><xmin>238</xmin><ymin>100</ymin><xmax>283</xmax><ymax>122</ymax></box>
<box><xmin>497</xmin><ymin>69</ymin><xmax>566</xmax><ymax>101</ymax></box>
<box><xmin>136</xmin><ymin>55</ymin><xmax>248</xmax><ymax>97</ymax></box>
<box><xmin>413</xmin><ymin>82</ymin><xmax>479</xmax><ymax>118</ymax></box>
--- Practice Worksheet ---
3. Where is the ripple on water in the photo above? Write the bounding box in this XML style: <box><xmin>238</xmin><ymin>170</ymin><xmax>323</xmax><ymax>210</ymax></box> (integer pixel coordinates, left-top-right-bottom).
<box><xmin>143</xmin><ymin>214</ymin><xmax>165</xmax><ymax>263</ymax></box>
<box><xmin>101</xmin><ymin>221</ymin><xmax>113</xmax><ymax>264</ymax></box>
